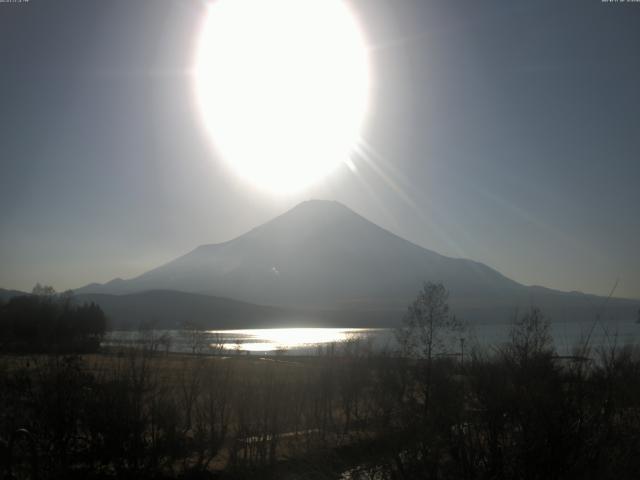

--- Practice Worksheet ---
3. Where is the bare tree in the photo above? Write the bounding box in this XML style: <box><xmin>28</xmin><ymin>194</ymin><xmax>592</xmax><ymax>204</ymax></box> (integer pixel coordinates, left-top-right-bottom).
<box><xmin>181</xmin><ymin>321</ymin><xmax>209</xmax><ymax>355</ymax></box>
<box><xmin>31</xmin><ymin>283</ymin><xmax>56</xmax><ymax>297</ymax></box>
<box><xmin>506</xmin><ymin>306</ymin><xmax>554</xmax><ymax>364</ymax></box>
<box><xmin>397</xmin><ymin>282</ymin><xmax>463</xmax><ymax>361</ymax></box>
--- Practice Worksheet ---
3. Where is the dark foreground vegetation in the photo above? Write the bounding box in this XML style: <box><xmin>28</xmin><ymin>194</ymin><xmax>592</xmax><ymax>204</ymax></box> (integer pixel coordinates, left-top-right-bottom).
<box><xmin>1</xmin><ymin>283</ymin><xmax>639</xmax><ymax>479</ymax></box>
<box><xmin>0</xmin><ymin>285</ymin><xmax>106</xmax><ymax>354</ymax></box>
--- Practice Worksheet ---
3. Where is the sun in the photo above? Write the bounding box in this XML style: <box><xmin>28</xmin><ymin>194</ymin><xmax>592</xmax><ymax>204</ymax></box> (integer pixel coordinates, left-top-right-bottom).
<box><xmin>194</xmin><ymin>0</ymin><xmax>370</xmax><ymax>193</ymax></box>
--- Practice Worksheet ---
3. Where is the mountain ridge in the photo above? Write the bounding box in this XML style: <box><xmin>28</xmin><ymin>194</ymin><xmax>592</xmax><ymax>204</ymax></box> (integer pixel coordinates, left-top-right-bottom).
<box><xmin>73</xmin><ymin>200</ymin><xmax>639</xmax><ymax>324</ymax></box>
<box><xmin>77</xmin><ymin>200</ymin><xmax>520</xmax><ymax>293</ymax></box>
<box><xmin>75</xmin><ymin>289</ymin><xmax>393</xmax><ymax>330</ymax></box>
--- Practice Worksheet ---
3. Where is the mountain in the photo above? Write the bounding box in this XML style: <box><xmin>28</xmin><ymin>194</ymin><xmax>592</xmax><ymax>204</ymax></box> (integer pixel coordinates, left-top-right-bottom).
<box><xmin>2</xmin><ymin>286</ymin><xmax>393</xmax><ymax>330</ymax></box>
<box><xmin>75</xmin><ymin>290</ymin><xmax>391</xmax><ymax>330</ymax></box>
<box><xmin>76</xmin><ymin>200</ymin><xmax>639</xmax><ymax>324</ymax></box>
<box><xmin>0</xmin><ymin>288</ymin><xmax>28</xmax><ymax>302</ymax></box>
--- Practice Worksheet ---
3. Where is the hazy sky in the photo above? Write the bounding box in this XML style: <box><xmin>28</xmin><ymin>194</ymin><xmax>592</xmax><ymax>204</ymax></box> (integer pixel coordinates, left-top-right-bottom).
<box><xmin>1</xmin><ymin>0</ymin><xmax>639</xmax><ymax>299</ymax></box>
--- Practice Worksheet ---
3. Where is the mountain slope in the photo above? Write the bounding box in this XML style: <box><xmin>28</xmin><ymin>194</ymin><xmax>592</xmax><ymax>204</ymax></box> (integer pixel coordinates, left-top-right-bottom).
<box><xmin>76</xmin><ymin>200</ymin><xmax>639</xmax><ymax>323</ymax></box>
<box><xmin>78</xmin><ymin>201</ymin><xmax>521</xmax><ymax>307</ymax></box>
<box><xmin>75</xmin><ymin>290</ymin><xmax>392</xmax><ymax>330</ymax></box>
<box><xmin>0</xmin><ymin>288</ymin><xmax>28</xmax><ymax>302</ymax></box>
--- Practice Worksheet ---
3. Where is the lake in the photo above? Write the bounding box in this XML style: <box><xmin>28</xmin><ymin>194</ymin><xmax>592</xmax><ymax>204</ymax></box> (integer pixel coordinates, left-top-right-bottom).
<box><xmin>103</xmin><ymin>320</ymin><xmax>640</xmax><ymax>356</ymax></box>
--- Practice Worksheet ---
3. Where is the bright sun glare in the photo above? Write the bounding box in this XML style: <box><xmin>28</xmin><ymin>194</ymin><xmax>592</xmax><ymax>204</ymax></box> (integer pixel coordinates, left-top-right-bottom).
<box><xmin>194</xmin><ymin>0</ymin><xmax>370</xmax><ymax>193</ymax></box>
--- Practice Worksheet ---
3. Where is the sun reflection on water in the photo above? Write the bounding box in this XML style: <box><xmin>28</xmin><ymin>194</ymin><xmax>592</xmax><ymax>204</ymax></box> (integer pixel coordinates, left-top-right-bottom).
<box><xmin>208</xmin><ymin>328</ymin><xmax>371</xmax><ymax>352</ymax></box>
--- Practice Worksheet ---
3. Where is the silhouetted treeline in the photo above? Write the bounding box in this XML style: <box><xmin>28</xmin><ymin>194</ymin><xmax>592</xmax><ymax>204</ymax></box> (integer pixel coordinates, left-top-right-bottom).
<box><xmin>1</xmin><ymin>335</ymin><xmax>639</xmax><ymax>478</ymax></box>
<box><xmin>1</xmin><ymin>285</ymin><xmax>639</xmax><ymax>479</ymax></box>
<box><xmin>0</xmin><ymin>285</ymin><xmax>106</xmax><ymax>353</ymax></box>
